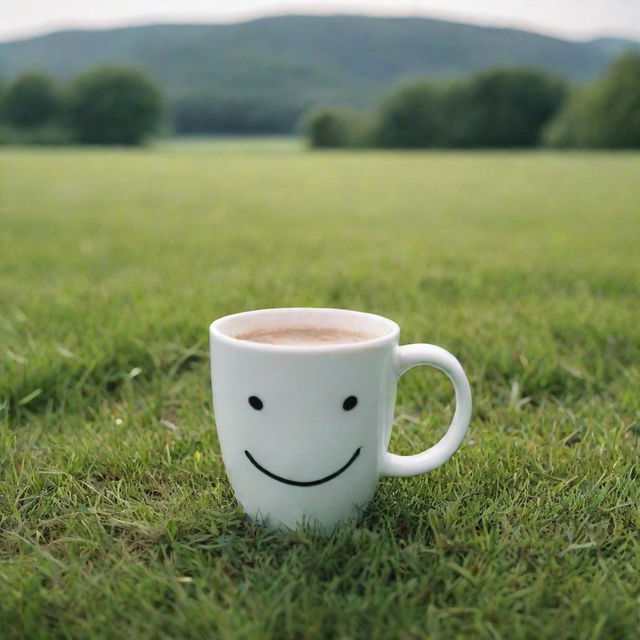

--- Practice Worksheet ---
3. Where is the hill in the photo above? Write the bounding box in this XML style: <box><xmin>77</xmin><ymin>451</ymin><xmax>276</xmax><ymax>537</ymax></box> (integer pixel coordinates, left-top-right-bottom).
<box><xmin>0</xmin><ymin>15</ymin><xmax>637</xmax><ymax>133</ymax></box>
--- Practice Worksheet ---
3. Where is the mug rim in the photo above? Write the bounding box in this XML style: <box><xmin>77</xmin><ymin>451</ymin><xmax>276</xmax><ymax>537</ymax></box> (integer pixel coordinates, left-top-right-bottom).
<box><xmin>210</xmin><ymin>307</ymin><xmax>400</xmax><ymax>353</ymax></box>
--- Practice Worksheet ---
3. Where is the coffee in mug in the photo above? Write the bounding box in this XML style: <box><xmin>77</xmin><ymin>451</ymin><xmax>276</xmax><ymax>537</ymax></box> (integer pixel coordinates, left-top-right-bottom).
<box><xmin>235</xmin><ymin>327</ymin><xmax>374</xmax><ymax>346</ymax></box>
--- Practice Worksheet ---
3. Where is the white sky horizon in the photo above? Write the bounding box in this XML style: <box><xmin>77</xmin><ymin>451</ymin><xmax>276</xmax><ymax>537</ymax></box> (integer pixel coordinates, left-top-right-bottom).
<box><xmin>2</xmin><ymin>1</ymin><xmax>640</xmax><ymax>44</ymax></box>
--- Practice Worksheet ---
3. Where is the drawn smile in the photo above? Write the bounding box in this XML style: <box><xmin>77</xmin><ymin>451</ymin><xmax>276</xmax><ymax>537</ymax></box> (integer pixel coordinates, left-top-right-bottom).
<box><xmin>244</xmin><ymin>447</ymin><xmax>361</xmax><ymax>487</ymax></box>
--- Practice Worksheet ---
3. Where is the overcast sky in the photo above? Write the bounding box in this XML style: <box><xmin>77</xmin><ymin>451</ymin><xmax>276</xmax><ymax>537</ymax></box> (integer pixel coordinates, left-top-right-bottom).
<box><xmin>2</xmin><ymin>0</ymin><xmax>640</xmax><ymax>43</ymax></box>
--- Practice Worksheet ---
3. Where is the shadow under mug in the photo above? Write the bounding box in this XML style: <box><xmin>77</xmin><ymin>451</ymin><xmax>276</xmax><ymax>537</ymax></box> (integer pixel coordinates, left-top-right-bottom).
<box><xmin>210</xmin><ymin>307</ymin><xmax>472</xmax><ymax>531</ymax></box>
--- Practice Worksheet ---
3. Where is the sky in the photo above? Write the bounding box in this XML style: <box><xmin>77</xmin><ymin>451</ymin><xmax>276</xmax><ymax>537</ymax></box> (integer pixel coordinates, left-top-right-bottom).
<box><xmin>1</xmin><ymin>0</ymin><xmax>640</xmax><ymax>43</ymax></box>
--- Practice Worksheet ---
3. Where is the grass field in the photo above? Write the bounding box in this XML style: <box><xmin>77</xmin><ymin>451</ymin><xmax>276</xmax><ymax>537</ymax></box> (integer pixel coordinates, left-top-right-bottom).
<box><xmin>1</xmin><ymin>141</ymin><xmax>639</xmax><ymax>639</ymax></box>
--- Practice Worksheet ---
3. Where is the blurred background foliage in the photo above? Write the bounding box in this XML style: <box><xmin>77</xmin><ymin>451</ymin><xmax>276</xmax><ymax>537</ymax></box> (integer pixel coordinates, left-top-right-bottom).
<box><xmin>0</xmin><ymin>67</ymin><xmax>164</xmax><ymax>146</ymax></box>
<box><xmin>0</xmin><ymin>15</ymin><xmax>639</xmax><ymax>148</ymax></box>
<box><xmin>305</xmin><ymin>53</ymin><xmax>639</xmax><ymax>149</ymax></box>
<box><xmin>65</xmin><ymin>67</ymin><xmax>164</xmax><ymax>145</ymax></box>
<box><xmin>544</xmin><ymin>52</ymin><xmax>640</xmax><ymax>148</ymax></box>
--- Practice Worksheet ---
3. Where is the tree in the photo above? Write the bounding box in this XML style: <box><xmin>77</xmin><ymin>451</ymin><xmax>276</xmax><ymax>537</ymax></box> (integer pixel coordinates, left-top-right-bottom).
<box><xmin>303</xmin><ymin>107</ymin><xmax>363</xmax><ymax>148</ymax></box>
<box><xmin>67</xmin><ymin>67</ymin><xmax>164</xmax><ymax>145</ymax></box>
<box><xmin>2</xmin><ymin>73</ymin><xmax>59</xmax><ymax>128</ymax></box>
<box><xmin>545</xmin><ymin>52</ymin><xmax>640</xmax><ymax>148</ymax></box>
<box><xmin>373</xmin><ymin>81</ymin><xmax>443</xmax><ymax>148</ymax></box>
<box><xmin>443</xmin><ymin>68</ymin><xmax>566</xmax><ymax>147</ymax></box>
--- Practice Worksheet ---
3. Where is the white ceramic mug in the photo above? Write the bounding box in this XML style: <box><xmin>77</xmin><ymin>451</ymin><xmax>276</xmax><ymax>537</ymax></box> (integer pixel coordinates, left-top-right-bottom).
<box><xmin>209</xmin><ymin>308</ymin><xmax>472</xmax><ymax>531</ymax></box>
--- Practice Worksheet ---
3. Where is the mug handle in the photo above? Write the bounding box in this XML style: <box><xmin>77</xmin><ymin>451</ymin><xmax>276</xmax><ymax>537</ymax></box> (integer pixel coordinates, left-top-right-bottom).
<box><xmin>380</xmin><ymin>344</ymin><xmax>472</xmax><ymax>477</ymax></box>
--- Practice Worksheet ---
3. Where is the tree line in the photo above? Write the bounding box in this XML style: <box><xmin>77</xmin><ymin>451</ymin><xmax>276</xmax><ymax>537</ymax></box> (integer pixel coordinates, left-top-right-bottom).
<box><xmin>2</xmin><ymin>52</ymin><xmax>638</xmax><ymax>147</ymax></box>
<box><xmin>304</xmin><ymin>52</ymin><xmax>640</xmax><ymax>149</ymax></box>
<box><xmin>0</xmin><ymin>65</ymin><xmax>299</xmax><ymax>142</ymax></box>
<box><xmin>0</xmin><ymin>67</ymin><xmax>164</xmax><ymax>145</ymax></box>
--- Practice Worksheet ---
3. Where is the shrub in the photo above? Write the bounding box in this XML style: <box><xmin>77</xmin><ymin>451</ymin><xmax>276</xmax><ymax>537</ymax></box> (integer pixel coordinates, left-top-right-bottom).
<box><xmin>542</xmin><ymin>87</ymin><xmax>594</xmax><ymax>148</ymax></box>
<box><xmin>373</xmin><ymin>81</ymin><xmax>443</xmax><ymax>148</ymax></box>
<box><xmin>443</xmin><ymin>68</ymin><xmax>566</xmax><ymax>147</ymax></box>
<box><xmin>67</xmin><ymin>67</ymin><xmax>164</xmax><ymax>145</ymax></box>
<box><xmin>303</xmin><ymin>107</ymin><xmax>364</xmax><ymax>148</ymax></box>
<box><xmin>2</xmin><ymin>73</ymin><xmax>60</xmax><ymax>129</ymax></box>
<box><xmin>544</xmin><ymin>52</ymin><xmax>640</xmax><ymax>148</ymax></box>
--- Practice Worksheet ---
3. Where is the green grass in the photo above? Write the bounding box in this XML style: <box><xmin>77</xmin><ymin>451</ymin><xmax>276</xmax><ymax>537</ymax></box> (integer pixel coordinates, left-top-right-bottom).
<box><xmin>1</xmin><ymin>142</ymin><xmax>639</xmax><ymax>639</ymax></box>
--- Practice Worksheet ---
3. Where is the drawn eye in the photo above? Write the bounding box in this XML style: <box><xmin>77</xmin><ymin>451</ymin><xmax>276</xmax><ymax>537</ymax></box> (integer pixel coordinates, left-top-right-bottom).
<box><xmin>248</xmin><ymin>396</ymin><xmax>263</xmax><ymax>410</ymax></box>
<box><xmin>342</xmin><ymin>396</ymin><xmax>358</xmax><ymax>411</ymax></box>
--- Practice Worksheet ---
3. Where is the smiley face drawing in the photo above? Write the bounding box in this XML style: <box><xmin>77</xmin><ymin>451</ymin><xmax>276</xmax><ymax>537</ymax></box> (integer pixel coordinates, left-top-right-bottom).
<box><xmin>243</xmin><ymin>393</ymin><xmax>362</xmax><ymax>487</ymax></box>
<box><xmin>211</xmin><ymin>337</ymin><xmax>397</xmax><ymax>531</ymax></box>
